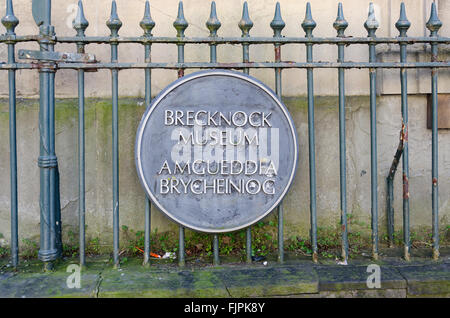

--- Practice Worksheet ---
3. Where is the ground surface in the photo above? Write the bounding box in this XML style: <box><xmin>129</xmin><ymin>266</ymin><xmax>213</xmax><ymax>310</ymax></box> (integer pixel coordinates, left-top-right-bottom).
<box><xmin>0</xmin><ymin>247</ymin><xmax>449</xmax><ymax>298</ymax></box>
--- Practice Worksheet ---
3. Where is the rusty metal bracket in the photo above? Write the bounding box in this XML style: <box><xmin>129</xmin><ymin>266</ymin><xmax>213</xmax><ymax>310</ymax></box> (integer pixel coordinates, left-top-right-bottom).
<box><xmin>18</xmin><ymin>49</ymin><xmax>98</xmax><ymax>72</ymax></box>
<box><xmin>18</xmin><ymin>49</ymin><xmax>96</xmax><ymax>63</ymax></box>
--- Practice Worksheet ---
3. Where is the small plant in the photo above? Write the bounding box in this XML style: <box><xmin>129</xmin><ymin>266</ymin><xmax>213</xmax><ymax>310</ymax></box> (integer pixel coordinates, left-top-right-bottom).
<box><xmin>286</xmin><ymin>236</ymin><xmax>312</xmax><ymax>255</ymax></box>
<box><xmin>0</xmin><ymin>246</ymin><xmax>8</xmax><ymax>258</ymax></box>
<box><xmin>121</xmin><ymin>225</ymin><xmax>145</xmax><ymax>256</ymax></box>
<box><xmin>62</xmin><ymin>228</ymin><xmax>79</xmax><ymax>258</ymax></box>
<box><xmin>0</xmin><ymin>233</ymin><xmax>8</xmax><ymax>258</ymax></box>
<box><xmin>21</xmin><ymin>238</ymin><xmax>38</xmax><ymax>259</ymax></box>
<box><xmin>86</xmin><ymin>237</ymin><xmax>101</xmax><ymax>255</ymax></box>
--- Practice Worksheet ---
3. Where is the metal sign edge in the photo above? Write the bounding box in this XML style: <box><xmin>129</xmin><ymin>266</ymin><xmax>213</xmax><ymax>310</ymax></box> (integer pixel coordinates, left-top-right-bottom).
<box><xmin>135</xmin><ymin>69</ymin><xmax>299</xmax><ymax>233</ymax></box>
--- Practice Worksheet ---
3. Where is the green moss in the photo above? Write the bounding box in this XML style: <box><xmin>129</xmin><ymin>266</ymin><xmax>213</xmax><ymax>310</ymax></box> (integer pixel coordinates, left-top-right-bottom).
<box><xmin>55</xmin><ymin>99</ymin><xmax>77</xmax><ymax>126</ymax></box>
<box><xmin>283</xmin><ymin>96</ymin><xmax>308</xmax><ymax>111</ymax></box>
<box><xmin>283</xmin><ymin>95</ymin><xmax>369</xmax><ymax>113</ymax></box>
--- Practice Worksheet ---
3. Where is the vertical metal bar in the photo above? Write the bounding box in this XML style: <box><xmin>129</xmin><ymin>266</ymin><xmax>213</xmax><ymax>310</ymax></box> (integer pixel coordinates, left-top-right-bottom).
<box><xmin>431</xmin><ymin>47</ymin><xmax>439</xmax><ymax>260</ymax></box>
<box><xmin>271</xmin><ymin>2</ymin><xmax>285</xmax><ymax>264</ymax></box>
<box><xmin>179</xmin><ymin>226</ymin><xmax>185</xmax><ymax>266</ymax></box>
<box><xmin>242</xmin><ymin>44</ymin><xmax>249</xmax><ymax>75</ymax></box>
<box><xmin>246</xmin><ymin>228</ymin><xmax>252</xmax><ymax>263</ymax></box>
<box><xmin>144</xmin><ymin>33</ymin><xmax>152</xmax><ymax>265</ymax></box>
<box><xmin>239</xmin><ymin>1</ymin><xmax>253</xmax><ymax>264</ymax></box>
<box><xmin>396</xmin><ymin>3</ymin><xmax>411</xmax><ymax>261</ymax></box>
<box><xmin>140</xmin><ymin>0</ymin><xmax>155</xmax><ymax>267</ymax></box>
<box><xmin>73</xmin><ymin>0</ymin><xmax>89</xmax><ymax>267</ymax></box>
<box><xmin>334</xmin><ymin>3</ymin><xmax>349</xmax><ymax>262</ymax></box>
<box><xmin>8</xmin><ymin>45</ymin><xmax>18</xmax><ymax>267</ymax></box>
<box><xmin>38</xmin><ymin>65</ymin><xmax>51</xmax><ymax>267</ymax></box>
<box><xmin>240</xmin><ymin>0</ymin><xmax>251</xmax><ymax>76</ymax></box>
<box><xmin>369</xmin><ymin>41</ymin><xmax>379</xmax><ymax>261</ymax></box>
<box><xmin>277</xmin><ymin>203</ymin><xmax>284</xmax><ymax>263</ymax></box>
<box><xmin>426</xmin><ymin>3</ymin><xmax>442</xmax><ymax>261</ymax></box>
<box><xmin>174</xmin><ymin>1</ymin><xmax>188</xmax><ymax>267</ymax></box>
<box><xmin>213</xmin><ymin>235</ymin><xmax>220</xmax><ymax>266</ymax></box>
<box><xmin>35</xmin><ymin>0</ymin><xmax>61</xmax><ymax>271</ymax></box>
<box><xmin>306</xmin><ymin>46</ymin><xmax>317</xmax><ymax>263</ymax></box>
<box><xmin>365</xmin><ymin>3</ymin><xmax>379</xmax><ymax>260</ymax></box>
<box><xmin>302</xmin><ymin>3</ymin><xmax>318</xmax><ymax>263</ymax></box>
<box><xmin>386</xmin><ymin>175</ymin><xmax>395</xmax><ymax>247</ymax></box>
<box><xmin>400</xmin><ymin>32</ymin><xmax>411</xmax><ymax>261</ymax></box>
<box><xmin>78</xmin><ymin>68</ymin><xmax>86</xmax><ymax>266</ymax></box>
<box><xmin>144</xmin><ymin>198</ymin><xmax>151</xmax><ymax>265</ymax></box>
<box><xmin>206</xmin><ymin>0</ymin><xmax>219</xmax><ymax>65</ymax></box>
<box><xmin>44</xmin><ymin>0</ymin><xmax>51</xmax><ymax>26</ymax></box>
<box><xmin>112</xmin><ymin>52</ymin><xmax>119</xmax><ymax>268</ymax></box>
<box><xmin>176</xmin><ymin>28</ymin><xmax>186</xmax><ymax>268</ymax></box>
<box><xmin>2</xmin><ymin>0</ymin><xmax>19</xmax><ymax>268</ymax></box>
<box><xmin>239</xmin><ymin>1</ymin><xmax>252</xmax><ymax>76</ymax></box>
<box><xmin>207</xmin><ymin>1</ymin><xmax>221</xmax><ymax>266</ymax></box>
<box><xmin>244</xmin><ymin>40</ymin><xmax>252</xmax><ymax>264</ymax></box>
<box><xmin>49</xmin><ymin>48</ymin><xmax>61</xmax><ymax>258</ymax></box>
<box><xmin>106</xmin><ymin>0</ymin><xmax>122</xmax><ymax>268</ymax></box>
<box><xmin>211</xmin><ymin>68</ymin><xmax>220</xmax><ymax>263</ymax></box>
<box><xmin>338</xmin><ymin>44</ymin><xmax>348</xmax><ymax>262</ymax></box>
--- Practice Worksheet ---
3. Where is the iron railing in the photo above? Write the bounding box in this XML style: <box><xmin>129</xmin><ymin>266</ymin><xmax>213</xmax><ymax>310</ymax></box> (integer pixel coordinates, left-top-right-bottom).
<box><xmin>1</xmin><ymin>0</ymin><xmax>448</xmax><ymax>269</ymax></box>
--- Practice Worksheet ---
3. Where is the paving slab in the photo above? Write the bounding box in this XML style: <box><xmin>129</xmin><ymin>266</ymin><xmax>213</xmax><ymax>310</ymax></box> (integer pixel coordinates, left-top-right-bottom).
<box><xmin>0</xmin><ymin>257</ymin><xmax>108</xmax><ymax>298</ymax></box>
<box><xmin>313</xmin><ymin>265</ymin><xmax>406</xmax><ymax>291</ymax></box>
<box><xmin>396</xmin><ymin>263</ymin><xmax>450</xmax><ymax>296</ymax></box>
<box><xmin>0</xmin><ymin>271</ymin><xmax>100</xmax><ymax>298</ymax></box>
<box><xmin>213</xmin><ymin>264</ymin><xmax>319</xmax><ymax>297</ymax></box>
<box><xmin>98</xmin><ymin>267</ymin><xmax>230</xmax><ymax>298</ymax></box>
<box><xmin>0</xmin><ymin>252</ymin><xmax>448</xmax><ymax>298</ymax></box>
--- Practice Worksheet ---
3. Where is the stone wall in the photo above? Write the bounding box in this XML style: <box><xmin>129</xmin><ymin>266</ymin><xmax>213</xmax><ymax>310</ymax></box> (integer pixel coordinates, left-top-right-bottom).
<box><xmin>0</xmin><ymin>95</ymin><xmax>448</xmax><ymax>245</ymax></box>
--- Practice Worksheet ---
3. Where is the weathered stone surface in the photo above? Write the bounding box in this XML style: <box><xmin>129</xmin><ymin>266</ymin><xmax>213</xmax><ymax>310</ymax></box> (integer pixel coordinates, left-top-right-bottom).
<box><xmin>0</xmin><ymin>256</ymin><xmax>449</xmax><ymax>298</ymax></box>
<box><xmin>214</xmin><ymin>264</ymin><xmax>318</xmax><ymax>297</ymax></box>
<box><xmin>0</xmin><ymin>257</ymin><xmax>107</xmax><ymax>298</ymax></box>
<box><xmin>99</xmin><ymin>263</ymin><xmax>318</xmax><ymax>297</ymax></box>
<box><xmin>98</xmin><ymin>268</ymin><xmax>230</xmax><ymax>298</ymax></box>
<box><xmin>314</xmin><ymin>265</ymin><xmax>406</xmax><ymax>291</ymax></box>
<box><xmin>397</xmin><ymin>263</ymin><xmax>450</xmax><ymax>296</ymax></box>
<box><xmin>0</xmin><ymin>270</ymin><xmax>99</xmax><ymax>298</ymax></box>
<box><xmin>315</xmin><ymin>289</ymin><xmax>407</xmax><ymax>298</ymax></box>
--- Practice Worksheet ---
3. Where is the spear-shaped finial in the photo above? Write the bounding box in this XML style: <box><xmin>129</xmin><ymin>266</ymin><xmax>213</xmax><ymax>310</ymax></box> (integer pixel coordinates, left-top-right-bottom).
<box><xmin>333</xmin><ymin>3</ymin><xmax>348</xmax><ymax>37</ymax></box>
<box><xmin>426</xmin><ymin>2</ymin><xmax>442</xmax><ymax>36</ymax></box>
<box><xmin>270</xmin><ymin>2</ymin><xmax>285</xmax><ymax>37</ymax></box>
<box><xmin>140</xmin><ymin>1</ymin><xmax>155</xmax><ymax>36</ymax></box>
<box><xmin>174</xmin><ymin>1</ymin><xmax>188</xmax><ymax>37</ymax></box>
<box><xmin>2</xmin><ymin>0</ymin><xmax>19</xmax><ymax>35</ymax></box>
<box><xmin>106</xmin><ymin>0</ymin><xmax>122</xmax><ymax>37</ymax></box>
<box><xmin>301</xmin><ymin>2</ymin><xmax>316</xmax><ymax>37</ymax></box>
<box><xmin>206</xmin><ymin>1</ymin><xmax>221</xmax><ymax>36</ymax></box>
<box><xmin>73</xmin><ymin>0</ymin><xmax>89</xmax><ymax>36</ymax></box>
<box><xmin>239</xmin><ymin>2</ymin><xmax>253</xmax><ymax>37</ymax></box>
<box><xmin>364</xmin><ymin>3</ymin><xmax>379</xmax><ymax>37</ymax></box>
<box><xmin>395</xmin><ymin>3</ymin><xmax>410</xmax><ymax>37</ymax></box>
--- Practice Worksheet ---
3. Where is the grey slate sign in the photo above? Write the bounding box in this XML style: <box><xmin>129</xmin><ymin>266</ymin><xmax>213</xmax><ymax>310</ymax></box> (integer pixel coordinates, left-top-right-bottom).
<box><xmin>135</xmin><ymin>70</ymin><xmax>298</xmax><ymax>233</ymax></box>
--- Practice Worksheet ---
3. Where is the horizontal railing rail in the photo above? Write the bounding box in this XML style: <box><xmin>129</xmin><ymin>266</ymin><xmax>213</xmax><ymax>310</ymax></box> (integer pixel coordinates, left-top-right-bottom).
<box><xmin>1</xmin><ymin>62</ymin><xmax>449</xmax><ymax>70</ymax></box>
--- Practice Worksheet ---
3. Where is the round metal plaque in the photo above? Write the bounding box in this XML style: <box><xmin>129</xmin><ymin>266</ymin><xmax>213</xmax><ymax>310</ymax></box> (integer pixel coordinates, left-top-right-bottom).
<box><xmin>136</xmin><ymin>70</ymin><xmax>298</xmax><ymax>233</ymax></box>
